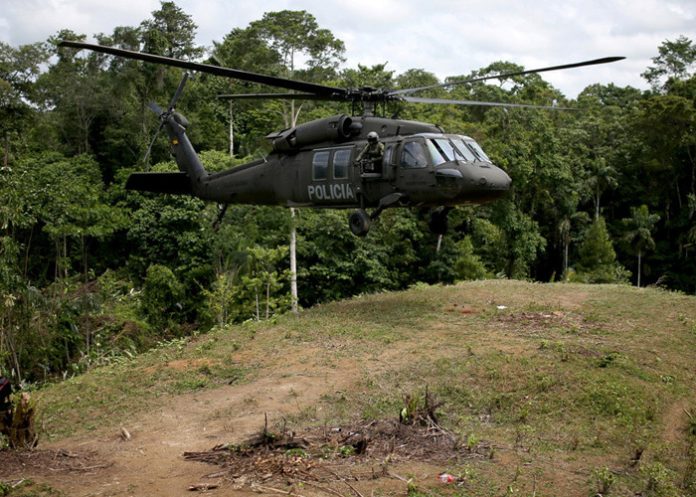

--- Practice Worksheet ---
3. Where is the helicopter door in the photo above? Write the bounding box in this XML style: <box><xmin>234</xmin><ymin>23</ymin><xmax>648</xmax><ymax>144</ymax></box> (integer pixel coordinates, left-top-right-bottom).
<box><xmin>396</xmin><ymin>139</ymin><xmax>434</xmax><ymax>199</ymax></box>
<box><xmin>381</xmin><ymin>144</ymin><xmax>396</xmax><ymax>181</ymax></box>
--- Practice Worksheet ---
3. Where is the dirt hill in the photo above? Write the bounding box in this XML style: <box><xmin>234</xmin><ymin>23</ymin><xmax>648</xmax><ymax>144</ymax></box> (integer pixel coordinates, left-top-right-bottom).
<box><xmin>2</xmin><ymin>280</ymin><xmax>695</xmax><ymax>497</ymax></box>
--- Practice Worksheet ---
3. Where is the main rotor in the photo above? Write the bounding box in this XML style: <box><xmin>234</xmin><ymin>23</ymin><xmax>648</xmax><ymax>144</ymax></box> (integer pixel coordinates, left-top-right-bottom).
<box><xmin>58</xmin><ymin>40</ymin><xmax>624</xmax><ymax>114</ymax></box>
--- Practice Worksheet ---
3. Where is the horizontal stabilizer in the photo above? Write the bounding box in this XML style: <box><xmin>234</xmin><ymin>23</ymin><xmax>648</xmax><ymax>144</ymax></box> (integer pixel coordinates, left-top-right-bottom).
<box><xmin>126</xmin><ymin>172</ymin><xmax>193</xmax><ymax>194</ymax></box>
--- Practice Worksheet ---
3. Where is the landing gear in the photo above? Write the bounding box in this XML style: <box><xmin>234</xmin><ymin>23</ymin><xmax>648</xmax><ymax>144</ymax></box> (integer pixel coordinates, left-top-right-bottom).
<box><xmin>349</xmin><ymin>209</ymin><xmax>371</xmax><ymax>237</ymax></box>
<box><xmin>428</xmin><ymin>207</ymin><xmax>451</xmax><ymax>235</ymax></box>
<box><xmin>348</xmin><ymin>193</ymin><xmax>405</xmax><ymax>237</ymax></box>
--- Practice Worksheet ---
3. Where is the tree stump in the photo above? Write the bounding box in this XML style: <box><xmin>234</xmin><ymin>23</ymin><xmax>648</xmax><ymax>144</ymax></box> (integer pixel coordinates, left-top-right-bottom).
<box><xmin>8</xmin><ymin>392</ymin><xmax>38</xmax><ymax>449</ymax></box>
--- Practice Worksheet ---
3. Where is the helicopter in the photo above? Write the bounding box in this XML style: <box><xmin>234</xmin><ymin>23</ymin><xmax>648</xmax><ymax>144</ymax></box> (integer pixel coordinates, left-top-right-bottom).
<box><xmin>58</xmin><ymin>40</ymin><xmax>624</xmax><ymax>236</ymax></box>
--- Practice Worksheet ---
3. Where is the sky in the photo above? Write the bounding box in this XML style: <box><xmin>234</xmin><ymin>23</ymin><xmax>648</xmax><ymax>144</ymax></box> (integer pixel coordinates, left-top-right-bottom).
<box><xmin>1</xmin><ymin>0</ymin><xmax>695</xmax><ymax>98</ymax></box>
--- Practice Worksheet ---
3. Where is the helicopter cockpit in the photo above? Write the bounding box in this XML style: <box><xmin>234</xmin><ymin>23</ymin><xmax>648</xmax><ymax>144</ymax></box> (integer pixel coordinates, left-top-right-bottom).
<box><xmin>401</xmin><ymin>133</ymin><xmax>492</xmax><ymax>167</ymax></box>
<box><xmin>387</xmin><ymin>133</ymin><xmax>511</xmax><ymax>204</ymax></box>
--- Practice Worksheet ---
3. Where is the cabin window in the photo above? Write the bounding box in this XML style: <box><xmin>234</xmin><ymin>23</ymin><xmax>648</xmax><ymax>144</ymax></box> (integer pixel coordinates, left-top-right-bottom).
<box><xmin>312</xmin><ymin>151</ymin><xmax>330</xmax><ymax>180</ymax></box>
<box><xmin>400</xmin><ymin>141</ymin><xmax>428</xmax><ymax>168</ymax></box>
<box><xmin>333</xmin><ymin>149</ymin><xmax>351</xmax><ymax>179</ymax></box>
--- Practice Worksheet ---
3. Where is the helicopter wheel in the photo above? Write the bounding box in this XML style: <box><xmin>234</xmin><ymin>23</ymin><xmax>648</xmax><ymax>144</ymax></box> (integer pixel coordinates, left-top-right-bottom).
<box><xmin>349</xmin><ymin>209</ymin><xmax>371</xmax><ymax>237</ymax></box>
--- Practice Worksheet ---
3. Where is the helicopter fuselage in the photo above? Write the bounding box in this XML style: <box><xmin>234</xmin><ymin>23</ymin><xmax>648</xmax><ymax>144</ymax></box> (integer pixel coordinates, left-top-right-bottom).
<box><xmin>127</xmin><ymin>114</ymin><xmax>512</xmax><ymax>214</ymax></box>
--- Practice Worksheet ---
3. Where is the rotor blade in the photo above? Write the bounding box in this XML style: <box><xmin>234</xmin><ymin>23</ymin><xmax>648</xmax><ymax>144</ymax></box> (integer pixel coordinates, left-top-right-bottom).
<box><xmin>142</xmin><ymin>122</ymin><xmax>164</xmax><ymax>166</ymax></box>
<box><xmin>148</xmin><ymin>102</ymin><xmax>164</xmax><ymax>115</ymax></box>
<box><xmin>392</xmin><ymin>56</ymin><xmax>626</xmax><ymax>96</ymax></box>
<box><xmin>59</xmin><ymin>40</ymin><xmax>347</xmax><ymax>98</ymax></box>
<box><xmin>217</xmin><ymin>92</ymin><xmax>340</xmax><ymax>101</ymax></box>
<box><xmin>401</xmin><ymin>96</ymin><xmax>574</xmax><ymax>110</ymax></box>
<box><xmin>168</xmin><ymin>72</ymin><xmax>189</xmax><ymax>111</ymax></box>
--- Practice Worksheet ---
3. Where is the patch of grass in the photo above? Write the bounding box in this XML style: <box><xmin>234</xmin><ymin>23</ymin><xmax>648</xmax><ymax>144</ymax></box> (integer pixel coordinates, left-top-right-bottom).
<box><xmin>0</xmin><ymin>480</ymin><xmax>64</xmax><ymax>497</ymax></box>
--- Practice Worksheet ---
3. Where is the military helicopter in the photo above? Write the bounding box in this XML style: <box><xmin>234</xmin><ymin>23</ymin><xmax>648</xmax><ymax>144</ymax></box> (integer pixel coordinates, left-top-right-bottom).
<box><xmin>59</xmin><ymin>40</ymin><xmax>623</xmax><ymax>236</ymax></box>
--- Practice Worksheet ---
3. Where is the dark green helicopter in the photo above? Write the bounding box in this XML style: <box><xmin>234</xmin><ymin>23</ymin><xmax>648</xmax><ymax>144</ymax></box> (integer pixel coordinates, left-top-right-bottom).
<box><xmin>59</xmin><ymin>40</ymin><xmax>623</xmax><ymax>236</ymax></box>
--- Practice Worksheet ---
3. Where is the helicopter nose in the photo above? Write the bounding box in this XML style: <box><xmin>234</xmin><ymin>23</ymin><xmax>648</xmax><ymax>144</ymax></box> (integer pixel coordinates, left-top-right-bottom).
<box><xmin>452</xmin><ymin>163</ymin><xmax>511</xmax><ymax>203</ymax></box>
<box><xmin>489</xmin><ymin>167</ymin><xmax>512</xmax><ymax>192</ymax></box>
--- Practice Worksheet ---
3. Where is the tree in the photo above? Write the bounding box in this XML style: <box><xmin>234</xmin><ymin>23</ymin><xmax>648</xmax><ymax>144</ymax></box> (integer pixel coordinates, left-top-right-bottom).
<box><xmin>642</xmin><ymin>36</ymin><xmax>696</xmax><ymax>92</ymax></box>
<box><xmin>622</xmin><ymin>205</ymin><xmax>660</xmax><ymax>287</ymax></box>
<box><xmin>571</xmin><ymin>217</ymin><xmax>630</xmax><ymax>284</ymax></box>
<box><xmin>140</xmin><ymin>1</ymin><xmax>202</xmax><ymax>60</ymax></box>
<box><xmin>0</xmin><ymin>41</ymin><xmax>49</xmax><ymax>167</ymax></box>
<box><xmin>250</xmin><ymin>10</ymin><xmax>345</xmax><ymax>74</ymax></box>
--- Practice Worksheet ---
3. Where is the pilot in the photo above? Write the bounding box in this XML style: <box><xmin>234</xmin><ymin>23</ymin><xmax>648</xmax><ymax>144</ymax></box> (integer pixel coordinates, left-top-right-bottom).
<box><xmin>355</xmin><ymin>131</ymin><xmax>385</xmax><ymax>173</ymax></box>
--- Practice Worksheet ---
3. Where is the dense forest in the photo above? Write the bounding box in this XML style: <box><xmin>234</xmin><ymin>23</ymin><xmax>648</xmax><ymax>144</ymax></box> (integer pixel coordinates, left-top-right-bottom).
<box><xmin>1</xmin><ymin>2</ymin><xmax>694</xmax><ymax>384</ymax></box>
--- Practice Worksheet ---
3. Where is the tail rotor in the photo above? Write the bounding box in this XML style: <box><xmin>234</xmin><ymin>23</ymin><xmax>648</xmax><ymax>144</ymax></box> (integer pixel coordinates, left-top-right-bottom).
<box><xmin>142</xmin><ymin>72</ymin><xmax>190</xmax><ymax>167</ymax></box>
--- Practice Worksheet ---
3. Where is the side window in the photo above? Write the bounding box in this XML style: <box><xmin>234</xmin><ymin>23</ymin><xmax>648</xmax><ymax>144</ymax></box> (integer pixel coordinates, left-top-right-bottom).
<box><xmin>312</xmin><ymin>151</ymin><xmax>330</xmax><ymax>180</ymax></box>
<box><xmin>400</xmin><ymin>141</ymin><xmax>428</xmax><ymax>168</ymax></box>
<box><xmin>333</xmin><ymin>149</ymin><xmax>351</xmax><ymax>179</ymax></box>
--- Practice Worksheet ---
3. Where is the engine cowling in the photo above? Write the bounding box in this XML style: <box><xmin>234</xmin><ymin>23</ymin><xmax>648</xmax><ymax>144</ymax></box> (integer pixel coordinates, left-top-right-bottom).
<box><xmin>269</xmin><ymin>115</ymin><xmax>354</xmax><ymax>152</ymax></box>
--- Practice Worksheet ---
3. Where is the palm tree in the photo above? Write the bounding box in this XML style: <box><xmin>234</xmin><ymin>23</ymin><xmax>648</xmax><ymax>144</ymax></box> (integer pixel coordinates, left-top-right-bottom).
<box><xmin>622</xmin><ymin>205</ymin><xmax>660</xmax><ymax>287</ymax></box>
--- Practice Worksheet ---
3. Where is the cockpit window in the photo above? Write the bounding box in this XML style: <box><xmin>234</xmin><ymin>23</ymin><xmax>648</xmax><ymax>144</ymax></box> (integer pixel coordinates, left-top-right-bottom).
<box><xmin>450</xmin><ymin>138</ymin><xmax>477</xmax><ymax>162</ymax></box>
<box><xmin>400</xmin><ymin>141</ymin><xmax>428</xmax><ymax>168</ymax></box>
<box><xmin>463</xmin><ymin>138</ymin><xmax>491</xmax><ymax>163</ymax></box>
<box><xmin>427</xmin><ymin>140</ymin><xmax>447</xmax><ymax>165</ymax></box>
<box><xmin>428</xmin><ymin>137</ymin><xmax>478</xmax><ymax>164</ymax></box>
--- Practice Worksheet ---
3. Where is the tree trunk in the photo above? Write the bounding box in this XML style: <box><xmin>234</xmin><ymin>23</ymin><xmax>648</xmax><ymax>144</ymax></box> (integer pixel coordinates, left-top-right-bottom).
<box><xmin>63</xmin><ymin>235</ymin><xmax>68</xmax><ymax>279</ymax></box>
<box><xmin>23</xmin><ymin>226</ymin><xmax>34</xmax><ymax>279</ymax></box>
<box><xmin>637</xmin><ymin>250</ymin><xmax>642</xmax><ymax>287</ymax></box>
<box><xmin>3</xmin><ymin>132</ymin><xmax>8</xmax><ymax>168</ymax></box>
<box><xmin>563</xmin><ymin>240</ymin><xmax>569</xmax><ymax>278</ymax></box>
<box><xmin>290</xmin><ymin>208</ymin><xmax>298</xmax><ymax>315</ymax></box>
<box><xmin>54</xmin><ymin>239</ymin><xmax>60</xmax><ymax>281</ymax></box>
<box><xmin>82</xmin><ymin>233</ymin><xmax>88</xmax><ymax>283</ymax></box>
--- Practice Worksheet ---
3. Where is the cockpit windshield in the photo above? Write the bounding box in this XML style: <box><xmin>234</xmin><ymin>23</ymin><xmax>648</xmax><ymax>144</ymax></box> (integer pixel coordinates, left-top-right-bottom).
<box><xmin>460</xmin><ymin>137</ymin><xmax>491</xmax><ymax>163</ymax></box>
<box><xmin>427</xmin><ymin>136</ymin><xmax>482</xmax><ymax>164</ymax></box>
<box><xmin>450</xmin><ymin>138</ymin><xmax>477</xmax><ymax>162</ymax></box>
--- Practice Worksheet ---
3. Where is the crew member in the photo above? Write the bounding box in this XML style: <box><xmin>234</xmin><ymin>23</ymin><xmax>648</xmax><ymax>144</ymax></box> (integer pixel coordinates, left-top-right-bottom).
<box><xmin>355</xmin><ymin>131</ymin><xmax>385</xmax><ymax>174</ymax></box>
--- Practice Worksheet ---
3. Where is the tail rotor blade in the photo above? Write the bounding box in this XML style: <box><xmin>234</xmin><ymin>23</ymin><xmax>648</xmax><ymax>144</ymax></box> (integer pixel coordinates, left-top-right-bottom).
<box><xmin>142</xmin><ymin>123</ymin><xmax>164</xmax><ymax>167</ymax></box>
<box><xmin>148</xmin><ymin>102</ymin><xmax>164</xmax><ymax>115</ymax></box>
<box><xmin>168</xmin><ymin>72</ymin><xmax>189</xmax><ymax>111</ymax></box>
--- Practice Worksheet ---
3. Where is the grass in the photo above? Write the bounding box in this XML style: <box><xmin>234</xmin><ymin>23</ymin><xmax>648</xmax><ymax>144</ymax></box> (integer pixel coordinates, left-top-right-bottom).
<box><xmin>31</xmin><ymin>280</ymin><xmax>696</xmax><ymax>496</ymax></box>
<box><xmin>0</xmin><ymin>480</ymin><xmax>64</xmax><ymax>497</ymax></box>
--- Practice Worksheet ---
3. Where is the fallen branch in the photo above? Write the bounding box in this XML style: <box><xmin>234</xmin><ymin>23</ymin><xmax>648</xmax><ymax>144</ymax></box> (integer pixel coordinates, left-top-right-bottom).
<box><xmin>300</xmin><ymin>480</ymin><xmax>349</xmax><ymax>497</ymax></box>
<box><xmin>322</xmin><ymin>468</ymin><xmax>365</xmax><ymax>497</ymax></box>
<box><xmin>188</xmin><ymin>483</ymin><xmax>219</xmax><ymax>491</ymax></box>
<box><xmin>250</xmin><ymin>483</ymin><xmax>309</xmax><ymax>497</ymax></box>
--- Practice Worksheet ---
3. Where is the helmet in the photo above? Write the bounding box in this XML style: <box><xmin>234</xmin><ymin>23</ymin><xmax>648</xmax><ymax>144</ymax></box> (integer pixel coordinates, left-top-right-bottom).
<box><xmin>367</xmin><ymin>131</ymin><xmax>379</xmax><ymax>143</ymax></box>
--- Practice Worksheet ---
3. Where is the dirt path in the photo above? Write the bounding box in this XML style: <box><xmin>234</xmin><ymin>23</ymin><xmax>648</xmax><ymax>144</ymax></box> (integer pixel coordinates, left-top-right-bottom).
<box><xmin>27</xmin><ymin>358</ymin><xmax>357</xmax><ymax>497</ymax></box>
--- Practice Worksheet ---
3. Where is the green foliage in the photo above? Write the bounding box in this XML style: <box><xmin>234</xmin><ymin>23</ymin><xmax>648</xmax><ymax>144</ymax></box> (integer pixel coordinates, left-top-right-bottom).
<box><xmin>454</xmin><ymin>237</ymin><xmax>489</xmax><ymax>280</ymax></box>
<box><xmin>590</xmin><ymin>467</ymin><xmax>616</xmax><ymax>495</ymax></box>
<box><xmin>642</xmin><ymin>35</ymin><xmax>696</xmax><ymax>91</ymax></box>
<box><xmin>571</xmin><ymin>217</ymin><xmax>630</xmax><ymax>283</ymax></box>
<box><xmin>640</xmin><ymin>462</ymin><xmax>680</xmax><ymax>497</ymax></box>
<box><xmin>139</xmin><ymin>264</ymin><xmax>184</xmax><ymax>333</ymax></box>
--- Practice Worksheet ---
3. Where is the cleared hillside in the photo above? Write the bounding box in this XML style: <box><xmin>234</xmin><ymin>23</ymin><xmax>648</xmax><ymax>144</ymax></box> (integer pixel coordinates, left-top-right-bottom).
<box><xmin>3</xmin><ymin>280</ymin><xmax>696</xmax><ymax>497</ymax></box>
